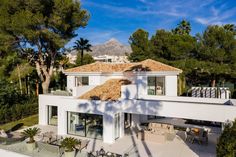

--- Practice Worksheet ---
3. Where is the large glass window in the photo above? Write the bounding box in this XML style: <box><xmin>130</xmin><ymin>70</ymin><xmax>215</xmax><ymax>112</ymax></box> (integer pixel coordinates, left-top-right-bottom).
<box><xmin>68</xmin><ymin>112</ymin><xmax>103</xmax><ymax>139</ymax></box>
<box><xmin>147</xmin><ymin>76</ymin><xmax>165</xmax><ymax>95</ymax></box>
<box><xmin>48</xmin><ymin>106</ymin><xmax>58</xmax><ymax>126</ymax></box>
<box><xmin>75</xmin><ymin>76</ymin><xmax>89</xmax><ymax>86</ymax></box>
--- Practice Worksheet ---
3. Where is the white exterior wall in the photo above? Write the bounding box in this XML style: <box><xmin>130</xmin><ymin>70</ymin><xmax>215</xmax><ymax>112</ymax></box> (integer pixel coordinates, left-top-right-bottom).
<box><xmin>39</xmin><ymin>95</ymin><xmax>117</xmax><ymax>144</ymax></box>
<box><xmin>89</xmin><ymin>75</ymin><xmax>101</xmax><ymax>85</ymax></box>
<box><xmin>121</xmin><ymin>84</ymin><xmax>138</xmax><ymax>99</ymax></box>
<box><xmin>72</xmin><ymin>86</ymin><xmax>96</xmax><ymax>97</ymax></box>
<box><xmin>165</xmin><ymin>75</ymin><xmax>178</xmax><ymax>96</ymax></box>
<box><xmin>135</xmin><ymin>75</ymin><xmax>147</xmax><ymax>98</ymax></box>
<box><xmin>39</xmin><ymin>95</ymin><xmax>236</xmax><ymax>143</ymax></box>
<box><xmin>67</xmin><ymin>76</ymin><xmax>75</xmax><ymax>92</ymax></box>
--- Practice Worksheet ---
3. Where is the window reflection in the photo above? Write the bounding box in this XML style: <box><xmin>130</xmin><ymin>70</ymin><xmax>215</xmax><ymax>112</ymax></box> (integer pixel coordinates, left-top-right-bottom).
<box><xmin>48</xmin><ymin>106</ymin><xmax>58</xmax><ymax>126</ymax></box>
<box><xmin>147</xmin><ymin>76</ymin><xmax>165</xmax><ymax>95</ymax></box>
<box><xmin>68</xmin><ymin>112</ymin><xmax>103</xmax><ymax>139</ymax></box>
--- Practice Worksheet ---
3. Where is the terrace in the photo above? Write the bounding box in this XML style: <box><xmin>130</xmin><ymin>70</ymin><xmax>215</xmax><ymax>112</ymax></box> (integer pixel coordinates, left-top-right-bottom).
<box><xmin>0</xmin><ymin>124</ymin><xmax>220</xmax><ymax>157</ymax></box>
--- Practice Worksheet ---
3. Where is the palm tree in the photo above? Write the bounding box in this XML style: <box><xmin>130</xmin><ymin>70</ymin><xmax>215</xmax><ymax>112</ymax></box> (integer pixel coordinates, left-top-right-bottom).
<box><xmin>223</xmin><ymin>24</ymin><xmax>236</xmax><ymax>33</ymax></box>
<box><xmin>21</xmin><ymin>127</ymin><xmax>41</xmax><ymax>143</ymax></box>
<box><xmin>73</xmin><ymin>38</ymin><xmax>92</xmax><ymax>65</ymax></box>
<box><xmin>173</xmin><ymin>20</ymin><xmax>191</xmax><ymax>35</ymax></box>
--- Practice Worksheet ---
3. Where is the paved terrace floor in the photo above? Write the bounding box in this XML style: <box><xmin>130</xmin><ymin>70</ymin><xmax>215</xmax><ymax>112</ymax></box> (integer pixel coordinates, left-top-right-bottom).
<box><xmin>0</xmin><ymin>125</ymin><xmax>219</xmax><ymax>157</ymax></box>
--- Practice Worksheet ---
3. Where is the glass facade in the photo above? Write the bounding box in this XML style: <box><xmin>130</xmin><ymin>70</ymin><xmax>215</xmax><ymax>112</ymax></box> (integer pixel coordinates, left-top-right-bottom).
<box><xmin>147</xmin><ymin>76</ymin><xmax>165</xmax><ymax>95</ymax></box>
<box><xmin>48</xmin><ymin>106</ymin><xmax>58</xmax><ymax>126</ymax></box>
<box><xmin>67</xmin><ymin>112</ymin><xmax>103</xmax><ymax>139</ymax></box>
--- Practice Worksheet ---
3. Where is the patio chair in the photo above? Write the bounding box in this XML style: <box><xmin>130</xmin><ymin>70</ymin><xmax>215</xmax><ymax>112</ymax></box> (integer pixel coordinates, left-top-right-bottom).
<box><xmin>192</xmin><ymin>129</ymin><xmax>205</xmax><ymax>145</ymax></box>
<box><xmin>75</xmin><ymin>139</ymin><xmax>89</xmax><ymax>152</ymax></box>
<box><xmin>184</xmin><ymin>128</ymin><xmax>194</xmax><ymax>142</ymax></box>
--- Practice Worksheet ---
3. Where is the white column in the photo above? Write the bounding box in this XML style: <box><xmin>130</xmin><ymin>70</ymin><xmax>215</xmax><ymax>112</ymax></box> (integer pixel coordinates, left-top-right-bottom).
<box><xmin>120</xmin><ymin>113</ymin><xmax>125</xmax><ymax>138</ymax></box>
<box><xmin>38</xmin><ymin>96</ymin><xmax>48</xmax><ymax>125</ymax></box>
<box><xmin>103</xmin><ymin>114</ymin><xmax>115</xmax><ymax>144</ymax></box>
<box><xmin>57</xmin><ymin>107</ymin><xmax>67</xmax><ymax>135</ymax></box>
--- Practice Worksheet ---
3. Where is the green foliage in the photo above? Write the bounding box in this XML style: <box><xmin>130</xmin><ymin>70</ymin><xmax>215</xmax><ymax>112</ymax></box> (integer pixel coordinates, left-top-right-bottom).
<box><xmin>172</xmin><ymin>20</ymin><xmax>191</xmax><ymax>35</ymax></box>
<box><xmin>0</xmin><ymin>0</ymin><xmax>90</xmax><ymax>93</ymax></box>
<box><xmin>128</xmin><ymin>29</ymin><xmax>150</xmax><ymax>62</ymax></box>
<box><xmin>128</xmin><ymin>21</ymin><xmax>236</xmax><ymax>91</ymax></box>
<box><xmin>0</xmin><ymin>80</ymin><xmax>38</xmax><ymax>124</ymax></box>
<box><xmin>75</xmin><ymin>53</ymin><xmax>94</xmax><ymax>66</ymax></box>
<box><xmin>197</xmin><ymin>25</ymin><xmax>236</xmax><ymax>64</ymax></box>
<box><xmin>73</xmin><ymin>38</ymin><xmax>92</xmax><ymax>65</ymax></box>
<box><xmin>150</xmin><ymin>30</ymin><xmax>196</xmax><ymax>60</ymax></box>
<box><xmin>9</xmin><ymin>63</ymin><xmax>33</xmax><ymax>82</ymax></box>
<box><xmin>217</xmin><ymin>120</ymin><xmax>236</xmax><ymax>157</ymax></box>
<box><xmin>0</xmin><ymin>115</ymin><xmax>38</xmax><ymax>132</ymax></box>
<box><xmin>61</xmin><ymin>137</ymin><xmax>80</xmax><ymax>152</ymax></box>
<box><xmin>21</xmin><ymin>127</ymin><xmax>41</xmax><ymax>143</ymax></box>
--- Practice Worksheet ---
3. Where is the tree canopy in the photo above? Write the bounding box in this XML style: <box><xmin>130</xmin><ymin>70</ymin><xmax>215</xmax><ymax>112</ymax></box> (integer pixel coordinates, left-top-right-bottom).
<box><xmin>75</xmin><ymin>53</ymin><xmax>94</xmax><ymax>66</ymax></box>
<box><xmin>128</xmin><ymin>21</ymin><xmax>236</xmax><ymax>94</ymax></box>
<box><xmin>0</xmin><ymin>0</ymin><xmax>89</xmax><ymax>93</ymax></box>
<box><xmin>73</xmin><ymin>38</ymin><xmax>92</xmax><ymax>65</ymax></box>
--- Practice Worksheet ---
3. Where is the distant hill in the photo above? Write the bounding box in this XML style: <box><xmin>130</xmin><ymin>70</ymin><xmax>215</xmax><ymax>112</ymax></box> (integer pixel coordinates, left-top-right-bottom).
<box><xmin>91</xmin><ymin>38</ymin><xmax>132</xmax><ymax>56</ymax></box>
<box><xmin>67</xmin><ymin>38</ymin><xmax>132</xmax><ymax>56</ymax></box>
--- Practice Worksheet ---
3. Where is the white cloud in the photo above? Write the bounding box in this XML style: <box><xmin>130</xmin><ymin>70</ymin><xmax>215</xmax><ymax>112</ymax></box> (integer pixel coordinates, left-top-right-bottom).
<box><xmin>195</xmin><ymin>7</ymin><xmax>236</xmax><ymax>25</ymax></box>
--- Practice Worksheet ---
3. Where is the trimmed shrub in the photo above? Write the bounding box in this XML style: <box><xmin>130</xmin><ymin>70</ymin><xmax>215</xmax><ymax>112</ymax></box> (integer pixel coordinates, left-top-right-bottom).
<box><xmin>217</xmin><ymin>120</ymin><xmax>236</xmax><ymax>157</ymax></box>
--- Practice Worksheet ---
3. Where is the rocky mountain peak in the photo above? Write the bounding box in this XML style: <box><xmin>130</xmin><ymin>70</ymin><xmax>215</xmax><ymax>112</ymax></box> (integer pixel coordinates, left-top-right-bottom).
<box><xmin>105</xmin><ymin>38</ymin><xmax>121</xmax><ymax>45</ymax></box>
<box><xmin>91</xmin><ymin>38</ymin><xmax>132</xmax><ymax>56</ymax></box>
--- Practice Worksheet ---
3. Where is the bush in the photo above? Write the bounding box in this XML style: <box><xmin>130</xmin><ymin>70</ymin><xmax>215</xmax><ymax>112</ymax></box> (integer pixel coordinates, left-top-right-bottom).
<box><xmin>61</xmin><ymin>137</ymin><xmax>80</xmax><ymax>152</ymax></box>
<box><xmin>0</xmin><ymin>97</ymin><xmax>38</xmax><ymax>124</ymax></box>
<box><xmin>217</xmin><ymin>120</ymin><xmax>236</xmax><ymax>157</ymax></box>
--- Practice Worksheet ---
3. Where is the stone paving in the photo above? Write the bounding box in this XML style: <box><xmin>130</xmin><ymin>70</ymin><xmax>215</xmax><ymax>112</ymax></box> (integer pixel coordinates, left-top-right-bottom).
<box><xmin>0</xmin><ymin>124</ymin><xmax>219</xmax><ymax>157</ymax></box>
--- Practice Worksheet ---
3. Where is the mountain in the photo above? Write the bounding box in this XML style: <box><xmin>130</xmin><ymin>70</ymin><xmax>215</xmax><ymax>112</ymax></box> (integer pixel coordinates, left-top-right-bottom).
<box><xmin>90</xmin><ymin>38</ymin><xmax>132</xmax><ymax>56</ymax></box>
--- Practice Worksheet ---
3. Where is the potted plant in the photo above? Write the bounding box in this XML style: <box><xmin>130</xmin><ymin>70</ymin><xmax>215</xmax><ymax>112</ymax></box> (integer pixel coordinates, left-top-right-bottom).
<box><xmin>21</xmin><ymin>127</ymin><xmax>40</xmax><ymax>151</ymax></box>
<box><xmin>61</xmin><ymin>137</ymin><xmax>80</xmax><ymax>157</ymax></box>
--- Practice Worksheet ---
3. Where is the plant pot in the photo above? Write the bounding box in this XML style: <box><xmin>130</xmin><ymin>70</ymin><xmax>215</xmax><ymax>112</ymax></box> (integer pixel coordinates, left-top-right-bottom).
<box><xmin>26</xmin><ymin>142</ymin><xmax>36</xmax><ymax>151</ymax></box>
<box><xmin>64</xmin><ymin>150</ymin><xmax>75</xmax><ymax>157</ymax></box>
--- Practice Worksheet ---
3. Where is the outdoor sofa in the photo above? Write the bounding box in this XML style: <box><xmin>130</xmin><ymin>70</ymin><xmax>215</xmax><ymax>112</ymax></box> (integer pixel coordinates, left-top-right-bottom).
<box><xmin>137</xmin><ymin>123</ymin><xmax>176</xmax><ymax>143</ymax></box>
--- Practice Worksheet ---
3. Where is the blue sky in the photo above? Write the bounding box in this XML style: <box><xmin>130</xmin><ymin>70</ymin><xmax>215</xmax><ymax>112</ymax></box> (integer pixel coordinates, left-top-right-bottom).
<box><xmin>67</xmin><ymin>0</ymin><xmax>236</xmax><ymax>46</ymax></box>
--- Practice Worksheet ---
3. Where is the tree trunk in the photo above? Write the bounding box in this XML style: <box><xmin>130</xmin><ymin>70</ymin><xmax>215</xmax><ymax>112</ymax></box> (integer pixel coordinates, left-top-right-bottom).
<box><xmin>17</xmin><ymin>64</ymin><xmax>23</xmax><ymax>94</ymax></box>
<box><xmin>27</xmin><ymin>75</ymin><xmax>30</xmax><ymax>95</ymax></box>
<box><xmin>42</xmin><ymin>77</ymin><xmax>51</xmax><ymax>94</ymax></box>
<box><xmin>36</xmin><ymin>80</ymin><xmax>39</xmax><ymax>96</ymax></box>
<box><xmin>211</xmin><ymin>79</ymin><xmax>216</xmax><ymax>87</ymax></box>
<box><xmin>81</xmin><ymin>50</ymin><xmax>83</xmax><ymax>65</ymax></box>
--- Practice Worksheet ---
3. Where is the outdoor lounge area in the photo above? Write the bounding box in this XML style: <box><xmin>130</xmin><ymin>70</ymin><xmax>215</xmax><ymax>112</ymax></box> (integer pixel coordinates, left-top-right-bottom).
<box><xmin>137</xmin><ymin>123</ymin><xmax>176</xmax><ymax>143</ymax></box>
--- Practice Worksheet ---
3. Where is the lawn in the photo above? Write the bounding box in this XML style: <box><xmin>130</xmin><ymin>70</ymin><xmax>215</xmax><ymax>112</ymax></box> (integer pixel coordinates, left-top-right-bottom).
<box><xmin>0</xmin><ymin>114</ymin><xmax>38</xmax><ymax>131</ymax></box>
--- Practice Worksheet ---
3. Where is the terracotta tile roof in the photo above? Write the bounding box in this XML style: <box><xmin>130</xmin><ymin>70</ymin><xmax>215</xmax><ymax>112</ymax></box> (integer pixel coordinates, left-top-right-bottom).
<box><xmin>79</xmin><ymin>79</ymin><xmax>131</xmax><ymax>101</ymax></box>
<box><xmin>64</xmin><ymin>59</ymin><xmax>182</xmax><ymax>73</ymax></box>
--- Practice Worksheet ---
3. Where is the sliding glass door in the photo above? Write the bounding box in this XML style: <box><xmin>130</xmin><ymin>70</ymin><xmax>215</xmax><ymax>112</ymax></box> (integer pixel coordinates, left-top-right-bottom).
<box><xmin>68</xmin><ymin>112</ymin><xmax>103</xmax><ymax>139</ymax></box>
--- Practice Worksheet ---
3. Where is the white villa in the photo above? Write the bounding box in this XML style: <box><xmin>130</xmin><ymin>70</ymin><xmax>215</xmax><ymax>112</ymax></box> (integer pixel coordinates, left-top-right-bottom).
<box><xmin>39</xmin><ymin>59</ymin><xmax>236</xmax><ymax>144</ymax></box>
